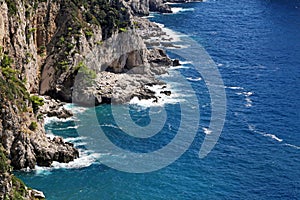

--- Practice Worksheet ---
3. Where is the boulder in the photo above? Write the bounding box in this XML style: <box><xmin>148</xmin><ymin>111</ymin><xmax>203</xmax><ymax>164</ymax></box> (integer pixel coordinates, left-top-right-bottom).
<box><xmin>160</xmin><ymin>90</ymin><xmax>172</xmax><ymax>96</ymax></box>
<box><xmin>149</xmin><ymin>0</ymin><xmax>172</xmax><ymax>13</ymax></box>
<box><xmin>172</xmin><ymin>59</ymin><xmax>181</xmax><ymax>66</ymax></box>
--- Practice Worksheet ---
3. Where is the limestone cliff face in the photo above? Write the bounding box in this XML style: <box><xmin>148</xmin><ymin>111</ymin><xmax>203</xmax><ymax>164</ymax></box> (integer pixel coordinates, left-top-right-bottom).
<box><xmin>0</xmin><ymin>0</ymin><xmax>177</xmax><ymax>198</ymax></box>
<box><xmin>1</xmin><ymin>0</ymin><xmax>81</xmax><ymax>168</ymax></box>
<box><xmin>126</xmin><ymin>0</ymin><xmax>172</xmax><ymax>15</ymax></box>
<box><xmin>0</xmin><ymin>0</ymin><xmax>169</xmax><ymax>170</ymax></box>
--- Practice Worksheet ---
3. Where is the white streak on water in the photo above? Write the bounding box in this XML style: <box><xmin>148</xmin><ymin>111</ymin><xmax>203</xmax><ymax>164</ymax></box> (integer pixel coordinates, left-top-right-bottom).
<box><xmin>186</xmin><ymin>77</ymin><xmax>202</xmax><ymax>82</ymax></box>
<box><xmin>170</xmin><ymin>7</ymin><xmax>195</xmax><ymax>14</ymax></box>
<box><xmin>248</xmin><ymin>124</ymin><xmax>283</xmax><ymax>143</ymax></box>
<box><xmin>203</xmin><ymin>127</ymin><xmax>212</xmax><ymax>135</ymax></box>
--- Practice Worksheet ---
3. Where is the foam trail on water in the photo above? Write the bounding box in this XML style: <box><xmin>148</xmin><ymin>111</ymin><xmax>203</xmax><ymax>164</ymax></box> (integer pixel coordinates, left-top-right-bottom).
<box><xmin>170</xmin><ymin>7</ymin><xmax>195</xmax><ymax>14</ymax></box>
<box><xmin>170</xmin><ymin>66</ymin><xmax>190</xmax><ymax>70</ymax></box>
<box><xmin>248</xmin><ymin>124</ymin><xmax>283</xmax><ymax>142</ymax></box>
<box><xmin>186</xmin><ymin>77</ymin><xmax>202</xmax><ymax>82</ymax></box>
<box><xmin>44</xmin><ymin>116</ymin><xmax>74</xmax><ymax>125</ymax></box>
<box><xmin>64</xmin><ymin>136</ymin><xmax>87</xmax><ymax>143</ymax></box>
<box><xmin>226</xmin><ymin>86</ymin><xmax>244</xmax><ymax>90</ymax></box>
<box><xmin>283</xmin><ymin>143</ymin><xmax>300</xmax><ymax>150</ymax></box>
<box><xmin>100</xmin><ymin>124</ymin><xmax>120</xmax><ymax>129</ymax></box>
<box><xmin>50</xmin><ymin>125</ymin><xmax>79</xmax><ymax>131</ymax></box>
<box><xmin>63</xmin><ymin>103</ymin><xmax>88</xmax><ymax>114</ymax></box>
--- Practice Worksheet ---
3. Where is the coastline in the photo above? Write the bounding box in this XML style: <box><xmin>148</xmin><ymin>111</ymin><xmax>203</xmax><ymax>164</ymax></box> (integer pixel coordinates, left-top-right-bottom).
<box><xmin>32</xmin><ymin>3</ymin><xmax>193</xmax><ymax>174</ymax></box>
<box><xmin>11</xmin><ymin>1</ymin><xmax>300</xmax><ymax>199</ymax></box>
<box><xmin>37</xmin><ymin>7</ymin><xmax>188</xmax><ymax>170</ymax></box>
<box><xmin>0</xmin><ymin>0</ymin><xmax>199</xmax><ymax>198</ymax></box>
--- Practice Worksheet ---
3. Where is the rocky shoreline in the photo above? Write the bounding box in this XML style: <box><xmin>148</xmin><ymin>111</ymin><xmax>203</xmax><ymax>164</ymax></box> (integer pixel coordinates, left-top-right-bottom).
<box><xmin>0</xmin><ymin>0</ymin><xmax>197</xmax><ymax>198</ymax></box>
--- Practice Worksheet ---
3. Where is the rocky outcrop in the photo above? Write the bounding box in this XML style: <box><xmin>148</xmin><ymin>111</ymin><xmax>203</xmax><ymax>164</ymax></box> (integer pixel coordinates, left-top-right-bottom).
<box><xmin>0</xmin><ymin>0</ymin><xmax>189</xmax><ymax>198</ymax></box>
<box><xmin>0</xmin><ymin>0</ymin><xmax>175</xmax><ymax>164</ymax></box>
<box><xmin>0</xmin><ymin>74</ymin><xmax>79</xmax><ymax>170</ymax></box>
<box><xmin>127</xmin><ymin>0</ymin><xmax>172</xmax><ymax>15</ymax></box>
<box><xmin>128</xmin><ymin>0</ymin><xmax>151</xmax><ymax>15</ymax></box>
<box><xmin>149</xmin><ymin>0</ymin><xmax>172</xmax><ymax>13</ymax></box>
<box><xmin>0</xmin><ymin>145</ymin><xmax>45</xmax><ymax>200</ymax></box>
<box><xmin>39</xmin><ymin>96</ymin><xmax>73</xmax><ymax>119</ymax></box>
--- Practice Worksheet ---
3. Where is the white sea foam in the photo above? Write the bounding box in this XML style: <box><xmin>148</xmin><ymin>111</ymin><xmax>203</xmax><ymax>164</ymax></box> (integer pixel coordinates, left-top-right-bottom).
<box><xmin>244</xmin><ymin>91</ymin><xmax>253</xmax><ymax>96</ymax></box>
<box><xmin>265</xmin><ymin>134</ymin><xmax>283</xmax><ymax>142</ymax></box>
<box><xmin>203</xmin><ymin>127</ymin><xmax>212</xmax><ymax>135</ymax></box>
<box><xmin>100</xmin><ymin>124</ymin><xmax>120</xmax><ymax>129</ymax></box>
<box><xmin>64</xmin><ymin>103</ymin><xmax>88</xmax><ymax>114</ymax></box>
<box><xmin>45</xmin><ymin>131</ymin><xmax>56</xmax><ymax>140</ymax></box>
<box><xmin>166</xmin><ymin>44</ymin><xmax>190</xmax><ymax>49</ymax></box>
<box><xmin>34</xmin><ymin>149</ymin><xmax>101</xmax><ymax>174</ymax></box>
<box><xmin>170</xmin><ymin>7</ymin><xmax>195</xmax><ymax>14</ymax></box>
<box><xmin>129</xmin><ymin>84</ymin><xmax>185</xmax><ymax>107</ymax></box>
<box><xmin>44</xmin><ymin>104</ymin><xmax>87</xmax><ymax>125</ymax></box>
<box><xmin>244</xmin><ymin>92</ymin><xmax>253</xmax><ymax>107</ymax></box>
<box><xmin>234</xmin><ymin>89</ymin><xmax>253</xmax><ymax>107</ymax></box>
<box><xmin>44</xmin><ymin>116</ymin><xmax>76</xmax><ymax>125</ymax></box>
<box><xmin>64</xmin><ymin>136</ymin><xmax>87</xmax><ymax>143</ymax></box>
<box><xmin>284</xmin><ymin>143</ymin><xmax>300</xmax><ymax>150</ymax></box>
<box><xmin>245</xmin><ymin>97</ymin><xmax>252</xmax><ymax>107</ymax></box>
<box><xmin>50</xmin><ymin>125</ymin><xmax>79</xmax><ymax>131</ymax></box>
<box><xmin>51</xmin><ymin>149</ymin><xmax>101</xmax><ymax>169</ymax></box>
<box><xmin>169</xmin><ymin>61</ymin><xmax>192</xmax><ymax>70</ymax></box>
<box><xmin>170</xmin><ymin>65</ymin><xmax>190</xmax><ymax>70</ymax></box>
<box><xmin>226</xmin><ymin>86</ymin><xmax>244</xmax><ymax>90</ymax></box>
<box><xmin>155</xmin><ymin>22</ymin><xmax>183</xmax><ymax>42</ymax></box>
<box><xmin>248</xmin><ymin>124</ymin><xmax>283</xmax><ymax>143</ymax></box>
<box><xmin>35</xmin><ymin>166</ymin><xmax>52</xmax><ymax>176</ymax></box>
<box><xmin>186</xmin><ymin>77</ymin><xmax>202</xmax><ymax>82</ymax></box>
<box><xmin>165</xmin><ymin>2</ymin><xmax>182</xmax><ymax>5</ymax></box>
<box><xmin>142</xmin><ymin>14</ymin><xmax>154</xmax><ymax>18</ymax></box>
<box><xmin>180</xmin><ymin>61</ymin><xmax>193</xmax><ymax>65</ymax></box>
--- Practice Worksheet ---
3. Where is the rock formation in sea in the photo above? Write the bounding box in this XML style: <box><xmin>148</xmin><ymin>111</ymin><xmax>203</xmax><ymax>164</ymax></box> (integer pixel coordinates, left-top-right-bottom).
<box><xmin>0</xmin><ymin>0</ymin><xmax>186</xmax><ymax>198</ymax></box>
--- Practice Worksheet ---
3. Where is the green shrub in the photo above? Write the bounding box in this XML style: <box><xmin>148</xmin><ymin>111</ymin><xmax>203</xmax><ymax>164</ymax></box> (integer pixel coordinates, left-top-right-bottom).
<box><xmin>85</xmin><ymin>30</ymin><xmax>94</xmax><ymax>38</ymax></box>
<box><xmin>5</xmin><ymin>0</ymin><xmax>17</xmax><ymax>15</ymax></box>
<box><xmin>30</xmin><ymin>95</ymin><xmax>44</xmax><ymax>113</ymax></box>
<box><xmin>78</xmin><ymin>62</ymin><xmax>96</xmax><ymax>79</ymax></box>
<box><xmin>119</xmin><ymin>27</ymin><xmax>127</xmax><ymax>32</ymax></box>
<box><xmin>95</xmin><ymin>40</ymin><xmax>103</xmax><ymax>45</ymax></box>
<box><xmin>1</xmin><ymin>54</ymin><xmax>13</xmax><ymax>68</ymax></box>
<box><xmin>29</xmin><ymin>121</ymin><xmax>38</xmax><ymax>131</ymax></box>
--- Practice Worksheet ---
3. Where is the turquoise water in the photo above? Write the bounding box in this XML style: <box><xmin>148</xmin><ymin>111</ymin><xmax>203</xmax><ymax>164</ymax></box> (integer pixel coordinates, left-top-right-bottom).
<box><xmin>18</xmin><ymin>0</ymin><xmax>300</xmax><ymax>199</ymax></box>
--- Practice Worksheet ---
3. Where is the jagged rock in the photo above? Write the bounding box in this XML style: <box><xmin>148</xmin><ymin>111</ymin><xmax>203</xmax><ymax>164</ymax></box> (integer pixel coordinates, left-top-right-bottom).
<box><xmin>173</xmin><ymin>59</ymin><xmax>181</xmax><ymax>66</ymax></box>
<box><xmin>127</xmin><ymin>0</ymin><xmax>172</xmax><ymax>15</ymax></box>
<box><xmin>39</xmin><ymin>97</ymin><xmax>73</xmax><ymax>118</ymax></box>
<box><xmin>149</xmin><ymin>0</ymin><xmax>172</xmax><ymax>13</ymax></box>
<box><xmin>0</xmin><ymin>0</ymin><xmax>186</xmax><ymax>198</ymax></box>
<box><xmin>128</xmin><ymin>0</ymin><xmax>150</xmax><ymax>16</ymax></box>
<box><xmin>30</xmin><ymin>189</ymin><xmax>45</xmax><ymax>199</ymax></box>
<box><xmin>160</xmin><ymin>90</ymin><xmax>172</xmax><ymax>96</ymax></box>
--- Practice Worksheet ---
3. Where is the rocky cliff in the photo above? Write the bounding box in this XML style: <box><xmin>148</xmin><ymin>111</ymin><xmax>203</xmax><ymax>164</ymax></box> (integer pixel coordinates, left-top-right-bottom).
<box><xmin>0</xmin><ymin>0</ymin><xmax>182</xmax><ymax>198</ymax></box>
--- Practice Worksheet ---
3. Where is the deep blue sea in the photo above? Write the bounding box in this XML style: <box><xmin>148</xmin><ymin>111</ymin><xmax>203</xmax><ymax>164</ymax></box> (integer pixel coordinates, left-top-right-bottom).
<box><xmin>17</xmin><ymin>0</ymin><xmax>300</xmax><ymax>199</ymax></box>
